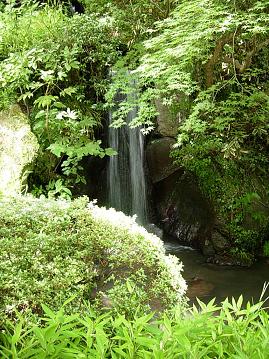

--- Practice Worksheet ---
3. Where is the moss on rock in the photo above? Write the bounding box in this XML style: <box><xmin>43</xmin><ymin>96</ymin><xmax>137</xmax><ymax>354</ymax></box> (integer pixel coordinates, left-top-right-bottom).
<box><xmin>0</xmin><ymin>105</ymin><xmax>39</xmax><ymax>196</ymax></box>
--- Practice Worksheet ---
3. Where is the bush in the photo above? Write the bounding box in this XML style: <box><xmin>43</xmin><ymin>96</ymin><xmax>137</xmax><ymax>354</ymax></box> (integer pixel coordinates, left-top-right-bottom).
<box><xmin>0</xmin><ymin>297</ymin><xmax>268</xmax><ymax>358</ymax></box>
<box><xmin>0</xmin><ymin>196</ymin><xmax>186</xmax><ymax>318</ymax></box>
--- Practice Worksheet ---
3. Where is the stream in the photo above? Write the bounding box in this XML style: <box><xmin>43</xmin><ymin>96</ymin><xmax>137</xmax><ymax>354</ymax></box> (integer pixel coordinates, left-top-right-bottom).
<box><xmin>164</xmin><ymin>238</ymin><xmax>269</xmax><ymax>307</ymax></box>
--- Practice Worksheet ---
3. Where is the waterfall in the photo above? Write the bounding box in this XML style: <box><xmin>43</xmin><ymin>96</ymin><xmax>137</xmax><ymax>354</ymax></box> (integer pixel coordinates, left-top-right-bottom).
<box><xmin>108</xmin><ymin>108</ymin><xmax>148</xmax><ymax>225</ymax></box>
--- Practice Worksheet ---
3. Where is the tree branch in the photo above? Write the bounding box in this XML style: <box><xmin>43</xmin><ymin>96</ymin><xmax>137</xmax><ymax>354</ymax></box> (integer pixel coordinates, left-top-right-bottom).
<box><xmin>205</xmin><ymin>35</ymin><xmax>269</xmax><ymax>87</ymax></box>
<box><xmin>204</xmin><ymin>33</ymin><xmax>233</xmax><ymax>87</ymax></box>
<box><xmin>238</xmin><ymin>38</ymin><xmax>269</xmax><ymax>73</ymax></box>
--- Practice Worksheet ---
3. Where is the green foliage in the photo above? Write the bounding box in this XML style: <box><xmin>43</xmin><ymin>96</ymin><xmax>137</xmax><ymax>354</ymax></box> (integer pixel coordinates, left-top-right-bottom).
<box><xmin>0</xmin><ymin>0</ymin><xmax>179</xmax><ymax>193</ymax></box>
<box><xmin>0</xmin><ymin>3</ymin><xmax>119</xmax><ymax>193</ymax></box>
<box><xmin>106</xmin><ymin>0</ymin><xmax>269</xmax><ymax>256</ymax></box>
<box><xmin>83</xmin><ymin>0</ymin><xmax>177</xmax><ymax>46</ymax></box>
<box><xmin>1</xmin><ymin>0</ymin><xmax>268</xmax><ymax>259</ymax></box>
<box><xmin>0</xmin><ymin>195</ymin><xmax>186</xmax><ymax>318</ymax></box>
<box><xmin>1</xmin><ymin>296</ymin><xmax>269</xmax><ymax>358</ymax></box>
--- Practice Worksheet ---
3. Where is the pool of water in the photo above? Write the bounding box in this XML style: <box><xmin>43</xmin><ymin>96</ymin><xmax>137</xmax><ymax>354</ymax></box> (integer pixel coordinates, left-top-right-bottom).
<box><xmin>164</xmin><ymin>239</ymin><xmax>269</xmax><ymax>306</ymax></box>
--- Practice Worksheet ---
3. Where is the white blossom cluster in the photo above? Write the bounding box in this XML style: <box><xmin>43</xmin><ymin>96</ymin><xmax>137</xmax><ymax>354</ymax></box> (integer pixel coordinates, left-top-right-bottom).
<box><xmin>88</xmin><ymin>202</ymin><xmax>187</xmax><ymax>300</ymax></box>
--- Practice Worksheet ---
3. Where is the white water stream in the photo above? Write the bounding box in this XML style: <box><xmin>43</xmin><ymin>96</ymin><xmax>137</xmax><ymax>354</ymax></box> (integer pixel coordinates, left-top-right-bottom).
<box><xmin>107</xmin><ymin>108</ymin><xmax>147</xmax><ymax>224</ymax></box>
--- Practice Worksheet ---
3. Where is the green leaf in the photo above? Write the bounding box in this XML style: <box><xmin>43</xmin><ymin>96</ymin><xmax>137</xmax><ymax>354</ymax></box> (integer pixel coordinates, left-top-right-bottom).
<box><xmin>41</xmin><ymin>304</ymin><xmax>56</xmax><ymax>319</ymax></box>
<box><xmin>70</xmin><ymin>61</ymin><xmax>80</xmax><ymax>69</ymax></box>
<box><xmin>18</xmin><ymin>91</ymin><xmax>33</xmax><ymax>101</ymax></box>
<box><xmin>105</xmin><ymin>147</ymin><xmax>117</xmax><ymax>156</ymax></box>
<box><xmin>34</xmin><ymin>95</ymin><xmax>58</xmax><ymax>108</ymax></box>
<box><xmin>60</xmin><ymin>87</ymin><xmax>77</xmax><ymax>97</ymax></box>
<box><xmin>54</xmin><ymin>101</ymin><xmax>66</xmax><ymax>109</ymax></box>
<box><xmin>47</xmin><ymin>143</ymin><xmax>66</xmax><ymax>157</ymax></box>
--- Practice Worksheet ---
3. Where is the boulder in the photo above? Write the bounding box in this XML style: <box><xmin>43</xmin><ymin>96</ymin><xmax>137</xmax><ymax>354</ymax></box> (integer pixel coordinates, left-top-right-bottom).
<box><xmin>202</xmin><ymin>239</ymin><xmax>216</xmax><ymax>256</ymax></box>
<box><xmin>0</xmin><ymin>105</ymin><xmax>39</xmax><ymax>196</ymax></box>
<box><xmin>146</xmin><ymin>223</ymin><xmax>163</xmax><ymax>238</ymax></box>
<box><xmin>155</xmin><ymin>99</ymin><xmax>179</xmax><ymax>138</ymax></box>
<box><xmin>206</xmin><ymin>254</ymin><xmax>252</xmax><ymax>267</ymax></box>
<box><xmin>211</xmin><ymin>230</ymin><xmax>230</xmax><ymax>252</ymax></box>
<box><xmin>146</xmin><ymin>137</ymin><xmax>181</xmax><ymax>183</ymax></box>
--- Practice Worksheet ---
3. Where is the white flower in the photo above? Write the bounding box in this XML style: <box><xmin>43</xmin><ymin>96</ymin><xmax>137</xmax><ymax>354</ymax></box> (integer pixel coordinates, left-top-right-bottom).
<box><xmin>56</xmin><ymin>108</ymin><xmax>78</xmax><ymax>120</ymax></box>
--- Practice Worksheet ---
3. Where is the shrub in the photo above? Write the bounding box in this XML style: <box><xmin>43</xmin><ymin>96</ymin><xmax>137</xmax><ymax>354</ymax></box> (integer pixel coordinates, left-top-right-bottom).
<box><xmin>0</xmin><ymin>297</ymin><xmax>268</xmax><ymax>358</ymax></box>
<box><xmin>0</xmin><ymin>195</ymin><xmax>186</xmax><ymax>318</ymax></box>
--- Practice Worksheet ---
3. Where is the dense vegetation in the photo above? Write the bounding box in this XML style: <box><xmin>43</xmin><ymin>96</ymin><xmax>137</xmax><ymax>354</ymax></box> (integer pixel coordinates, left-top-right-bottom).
<box><xmin>0</xmin><ymin>195</ymin><xmax>268</xmax><ymax>358</ymax></box>
<box><xmin>0</xmin><ymin>0</ymin><xmax>173</xmax><ymax>196</ymax></box>
<box><xmin>0</xmin><ymin>1</ymin><xmax>120</xmax><ymax>196</ymax></box>
<box><xmin>1</xmin><ymin>1</ymin><xmax>269</xmax><ymax>356</ymax></box>
<box><xmin>0</xmin><ymin>195</ymin><xmax>268</xmax><ymax>356</ymax></box>
<box><xmin>1</xmin><ymin>297</ymin><xmax>269</xmax><ymax>358</ymax></box>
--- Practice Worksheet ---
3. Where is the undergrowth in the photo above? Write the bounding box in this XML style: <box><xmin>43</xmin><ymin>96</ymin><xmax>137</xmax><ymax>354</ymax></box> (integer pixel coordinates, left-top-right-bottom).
<box><xmin>0</xmin><ymin>296</ymin><xmax>268</xmax><ymax>358</ymax></box>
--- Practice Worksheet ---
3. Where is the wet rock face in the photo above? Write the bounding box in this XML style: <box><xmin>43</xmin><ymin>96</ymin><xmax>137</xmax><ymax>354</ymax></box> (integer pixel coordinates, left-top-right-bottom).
<box><xmin>145</xmin><ymin>130</ymin><xmax>236</xmax><ymax>262</ymax></box>
<box><xmin>153</xmin><ymin>170</ymin><xmax>214</xmax><ymax>249</ymax></box>
<box><xmin>146</xmin><ymin>124</ymin><xmax>215</xmax><ymax>251</ymax></box>
<box><xmin>0</xmin><ymin>105</ymin><xmax>39</xmax><ymax>196</ymax></box>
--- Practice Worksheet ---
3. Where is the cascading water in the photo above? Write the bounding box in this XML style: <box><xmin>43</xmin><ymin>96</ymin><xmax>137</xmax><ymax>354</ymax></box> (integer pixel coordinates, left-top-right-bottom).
<box><xmin>108</xmin><ymin>107</ymin><xmax>148</xmax><ymax>225</ymax></box>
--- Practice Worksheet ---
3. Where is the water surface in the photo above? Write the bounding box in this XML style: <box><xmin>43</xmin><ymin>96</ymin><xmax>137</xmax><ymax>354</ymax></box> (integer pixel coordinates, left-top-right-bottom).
<box><xmin>164</xmin><ymin>239</ymin><xmax>269</xmax><ymax>306</ymax></box>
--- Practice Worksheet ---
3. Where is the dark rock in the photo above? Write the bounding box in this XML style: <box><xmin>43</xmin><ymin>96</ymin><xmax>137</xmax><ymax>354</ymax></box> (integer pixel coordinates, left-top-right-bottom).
<box><xmin>154</xmin><ymin>170</ymin><xmax>214</xmax><ymax>249</ymax></box>
<box><xmin>202</xmin><ymin>239</ymin><xmax>215</xmax><ymax>256</ymax></box>
<box><xmin>146</xmin><ymin>137</ymin><xmax>181</xmax><ymax>184</ymax></box>
<box><xmin>146</xmin><ymin>223</ymin><xmax>163</xmax><ymax>238</ymax></box>
<box><xmin>211</xmin><ymin>230</ymin><xmax>230</xmax><ymax>252</ymax></box>
<box><xmin>206</xmin><ymin>255</ymin><xmax>252</xmax><ymax>267</ymax></box>
<box><xmin>75</xmin><ymin>155</ymin><xmax>108</xmax><ymax>204</ymax></box>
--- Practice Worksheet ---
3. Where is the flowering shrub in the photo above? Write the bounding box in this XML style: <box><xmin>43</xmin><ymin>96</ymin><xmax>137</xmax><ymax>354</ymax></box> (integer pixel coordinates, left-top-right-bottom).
<box><xmin>0</xmin><ymin>196</ymin><xmax>186</xmax><ymax>318</ymax></box>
